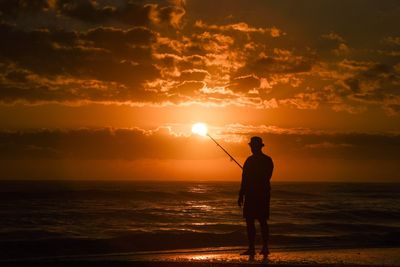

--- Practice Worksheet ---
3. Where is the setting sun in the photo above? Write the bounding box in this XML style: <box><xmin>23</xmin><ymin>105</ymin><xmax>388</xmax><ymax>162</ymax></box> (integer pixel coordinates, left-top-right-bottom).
<box><xmin>192</xmin><ymin>123</ymin><xmax>208</xmax><ymax>137</ymax></box>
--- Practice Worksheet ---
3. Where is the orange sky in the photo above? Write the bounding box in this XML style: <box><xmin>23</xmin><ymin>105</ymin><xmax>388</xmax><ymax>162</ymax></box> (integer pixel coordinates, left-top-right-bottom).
<box><xmin>0</xmin><ymin>0</ymin><xmax>399</xmax><ymax>181</ymax></box>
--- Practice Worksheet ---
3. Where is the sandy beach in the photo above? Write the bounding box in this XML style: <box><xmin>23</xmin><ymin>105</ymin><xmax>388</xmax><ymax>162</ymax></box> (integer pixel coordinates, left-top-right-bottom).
<box><xmin>2</xmin><ymin>246</ymin><xmax>400</xmax><ymax>267</ymax></box>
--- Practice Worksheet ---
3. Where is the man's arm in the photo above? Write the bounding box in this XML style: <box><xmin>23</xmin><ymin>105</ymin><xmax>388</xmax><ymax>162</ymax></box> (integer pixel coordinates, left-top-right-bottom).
<box><xmin>238</xmin><ymin>159</ymin><xmax>248</xmax><ymax>207</ymax></box>
<box><xmin>266</xmin><ymin>157</ymin><xmax>274</xmax><ymax>181</ymax></box>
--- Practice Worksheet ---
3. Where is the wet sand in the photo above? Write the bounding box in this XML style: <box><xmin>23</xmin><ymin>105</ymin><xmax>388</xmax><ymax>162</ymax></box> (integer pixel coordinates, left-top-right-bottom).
<box><xmin>2</xmin><ymin>246</ymin><xmax>400</xmax><ymax>267</ymax></box>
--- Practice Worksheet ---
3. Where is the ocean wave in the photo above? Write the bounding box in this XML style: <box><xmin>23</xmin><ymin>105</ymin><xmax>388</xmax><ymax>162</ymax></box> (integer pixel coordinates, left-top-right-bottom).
<box><xmin>303</xmin><ymin>209</ymin><xmax>400</xmax><ymax>221</ymax></box>
<box><xmin>0</xmin><ymin>190</ymin><xmax>232</xmax><ymax>202</ymax></box>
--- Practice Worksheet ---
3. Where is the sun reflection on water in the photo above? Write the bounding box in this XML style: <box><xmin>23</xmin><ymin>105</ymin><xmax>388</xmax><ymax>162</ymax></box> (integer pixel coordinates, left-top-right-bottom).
<box><xmin>187</xmin><ymin>185</ymin><xmax>210</xmax><ymax>194</ymax></box>
<box><xmin>190</xmin><ymin>204</ymin><xmax>212</xmax><ymax>211</ymax></box>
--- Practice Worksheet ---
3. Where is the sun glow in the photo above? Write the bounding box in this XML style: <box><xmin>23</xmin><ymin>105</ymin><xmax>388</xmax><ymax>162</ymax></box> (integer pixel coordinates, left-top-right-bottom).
<box><xmin>192</xmin><ymin>123</ymin><xmax>208</xmax><ymax>136</ymax></box>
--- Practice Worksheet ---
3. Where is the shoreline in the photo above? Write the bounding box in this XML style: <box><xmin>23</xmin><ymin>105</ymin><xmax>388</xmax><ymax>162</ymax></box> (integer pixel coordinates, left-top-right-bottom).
<box><xmin>1</xmin><ymin>246</ymin><xmax>400</xmax><ymax>267</ymax></box>
<box><xmin>2</xmin><ymin>230</ymin><xmax>398</xmax><ymax>260</ymax></box>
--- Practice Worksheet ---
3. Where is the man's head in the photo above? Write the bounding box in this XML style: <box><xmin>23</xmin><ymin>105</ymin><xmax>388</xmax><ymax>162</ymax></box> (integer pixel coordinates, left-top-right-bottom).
<box><xmin>249</xmin><ymin>136</ymin><xmax>264</xmax><ymax>154</ymax></box>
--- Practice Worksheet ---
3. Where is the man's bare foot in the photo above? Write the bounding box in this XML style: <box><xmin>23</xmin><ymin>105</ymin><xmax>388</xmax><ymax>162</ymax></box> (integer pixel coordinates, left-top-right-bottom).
<box><xmin>259</xmin><ymin>246</ymin><xmax>270</xmax><ymax>256</ymax></box>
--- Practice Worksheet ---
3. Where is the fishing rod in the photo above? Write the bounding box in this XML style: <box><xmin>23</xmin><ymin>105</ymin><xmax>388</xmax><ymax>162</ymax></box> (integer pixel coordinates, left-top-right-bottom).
<box><xmin>206</xmin><ymin>133</ymin><xmax>243</xmax><ymax>169</ymax></box>
<box><xmin>192</xmin><ymin>123</ymin><xmax>243</xmax><ymax>169</ymax></box>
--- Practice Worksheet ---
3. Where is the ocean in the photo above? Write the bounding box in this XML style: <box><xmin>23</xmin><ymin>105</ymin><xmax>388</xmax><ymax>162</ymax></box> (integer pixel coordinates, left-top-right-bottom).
<box><xmin>0</xmin><ymin>181</ymin><xmax>399</xmax><ymax>259</ymax></box>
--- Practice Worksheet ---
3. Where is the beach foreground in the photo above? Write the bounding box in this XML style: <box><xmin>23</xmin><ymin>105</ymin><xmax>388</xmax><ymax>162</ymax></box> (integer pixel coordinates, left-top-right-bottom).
<box><xmin>2</xmin><ymin>247</ymin><xmax>400</xmax><ymax>267</ymax></box>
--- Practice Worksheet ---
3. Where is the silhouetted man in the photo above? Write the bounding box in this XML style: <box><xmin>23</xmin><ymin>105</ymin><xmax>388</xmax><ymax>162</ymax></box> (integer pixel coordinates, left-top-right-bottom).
<box><xmin>238</xmin><ymin>136</ymin><xmax>273</xmax><ymax>257</ymax></box>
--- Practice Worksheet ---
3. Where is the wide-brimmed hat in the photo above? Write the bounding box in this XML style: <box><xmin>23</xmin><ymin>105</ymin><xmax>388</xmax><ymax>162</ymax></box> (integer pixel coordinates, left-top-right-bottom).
<box><xmin>248</xmin><ymin>136</ymin><xmax>264</xmax><ymax>147</ymax></box>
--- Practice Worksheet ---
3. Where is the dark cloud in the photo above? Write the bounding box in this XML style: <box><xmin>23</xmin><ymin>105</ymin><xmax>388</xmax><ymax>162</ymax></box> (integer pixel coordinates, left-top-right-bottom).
<box><xmin>56</xmin><ymin>0</ymin><xmax>117</xmax><ymax>23</ymax></box>
<box><xmin>0</xmin><ymin>23</ymin><xmax>160</xmax><ymax>102</ymax></box>
<box><xmin>0</xmin><ymin>0</ymin><xmax>399</xmax><ymax>114</ymax></box>
<box><xmin>344</xmin><ymin>78</ymin><xmax>361</xmax><ymax>93</ymax></box>
<box><xmin>0</xmin><ymin>64</ymin><xmax>159</xmax><ymax>103</ymax></box>
<box><xmin>342</xmin><ymin>63</ymin><xmax>400</xmax><ymax>104</ymax></box>
<box><xmin>382</xmin><ymin>36</ymin><xmax>400</xmax><ymax>46</ymax></box>
<box><xmin>218</xmin><ymin>127</ymin><xmax>400</xmax><ymax>160</ymax></box>
<box><xmin>172</xmin><ymin>81</ymin><xmax>204</xmax><ymax>94</ymax></box>
<box><xmin>56</xmin><ymin>0</ymin><xmax>179</xmax><ymax>27</ymax></box>
<box><xmin>386</xmin><ymin>104</ymin><xmax>400</xmax><ymax>115</ymax></box>
<box><xmin>0</xmin><ymin>23</ymin><xmax>156</xmax><ymax>70</ymax></box>
<box><xmin>263</xmin><ymin>132</ymin><xmax>400</xmax><ymax>160</ymax></box>
<box><xmin>157</xmin><ymin>5</ymin><xmax>185</xmax><ymax>28</ymax></box>
<box><xmin>83</xmin><ymin>26</ymin><xmax>155</xmax><ymax>61</ymax></box>
<box><xmin>279</xmin><ymin>58</ymin><xmax>400</xmax><ymax>114</ymax></box>
<box><xmin>179</xmin><ymin>69</ymin><xmax>208</xmax><ymax>81</ymax></box>
<box><xmin>229</xmin><ymin>75</ymin><xmax>260</xmax><ymax>93</ymax></box>
<box><xmin>1</xmin><ymin>128</ymin><xmax>399</xmax><ymax>161</ymax></box>
<box><xmin>238</xmin><ymin>54</ymin><xmax>315</xmax><ymax>77</ymax></box>
<box><xmin>0</xmin><ymin>0</ymin><xmax>185</xmax><ymax>27</ymax></box>
<box><xmin>0</xmin><ymin>23</ymin><xmax>91</xmax><ymax>75</ymax></box>
<box><xmin>4</xmin><ymin>68</ymin><xmax>31</xmax><ymax>83</ymax></box>
<box><xmin>320</xmin><ymin>32</ymin><xmax>345</xmax><ymax>43</ymax></box>
<box><xmin>0</xmin><ymin>128</ymin><xmax>220</xmax><ymax>160</ymax></box>
<box><xmin>0</xmin><ymin>0</ymin><xmax>51</xmax><ymax>17</ymax></box>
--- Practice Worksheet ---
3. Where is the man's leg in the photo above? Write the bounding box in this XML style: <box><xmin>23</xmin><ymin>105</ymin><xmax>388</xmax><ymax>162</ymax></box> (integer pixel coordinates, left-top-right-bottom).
<box><xmin>258</xmin><ymin>218</ymin><xmax>269</xmax><ymax>255</ymax></box>
<box><xmin>245</xmin><ymin>217</ymin><xmax>256</xmax><ymax>251</ymax></box>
